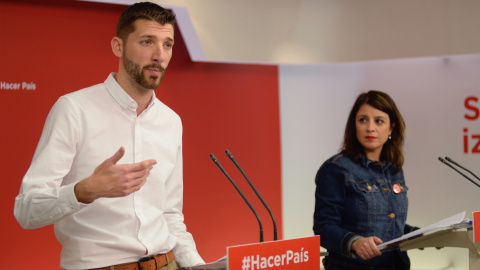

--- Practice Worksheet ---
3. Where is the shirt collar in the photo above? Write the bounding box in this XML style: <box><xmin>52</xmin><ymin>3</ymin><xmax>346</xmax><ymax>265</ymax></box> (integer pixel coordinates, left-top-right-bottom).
<box><xmin>104</xmin><ymin>72</ymin><xmax>157</xmax><ymax>111</ymax></box>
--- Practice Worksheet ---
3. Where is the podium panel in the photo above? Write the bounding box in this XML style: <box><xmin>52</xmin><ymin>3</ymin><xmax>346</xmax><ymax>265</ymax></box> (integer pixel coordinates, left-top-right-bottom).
<box><xmin>228</xmin><ymin>236</ymin><xmax>320</xmax><ymax>270</ymax></box>
<box><xmin>181</xmin><ymin>236</ymin><xmax>320</xmax><ymax>270</ymax></box>
<box><xmin>398</xmin><ymin>228</ymin><xmax>480</xmax><ymax>270</ymax></box>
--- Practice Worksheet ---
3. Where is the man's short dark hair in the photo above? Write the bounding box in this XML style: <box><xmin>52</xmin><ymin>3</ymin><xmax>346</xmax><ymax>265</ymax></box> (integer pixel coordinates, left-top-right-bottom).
<box><xmin>116</xmin><ymin>2</ymin><xmax>177</xmax><ymax>42</ymax></box>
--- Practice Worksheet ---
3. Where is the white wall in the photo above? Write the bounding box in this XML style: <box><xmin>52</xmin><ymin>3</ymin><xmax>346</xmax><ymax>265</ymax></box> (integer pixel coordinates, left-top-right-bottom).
<box><xmin>280</xmin><ymin>54</ymin><xmax>480</xmax><ymax>269</ymax></box>
<box><xmin>96</xmin><ymin>0</ymin><xmax>480</xmax><ymax>64</ymax></box>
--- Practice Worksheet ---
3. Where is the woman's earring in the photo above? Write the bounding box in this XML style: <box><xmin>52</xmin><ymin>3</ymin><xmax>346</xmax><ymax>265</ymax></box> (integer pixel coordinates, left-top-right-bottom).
<box><xmin>388</xmin><ymin>134</ymin><xmax>392</xmax><ymax>140</ymax></box>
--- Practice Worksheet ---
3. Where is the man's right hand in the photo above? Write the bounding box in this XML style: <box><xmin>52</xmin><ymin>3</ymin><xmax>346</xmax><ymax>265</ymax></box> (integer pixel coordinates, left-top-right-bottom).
<box><xmin>74</xmin><ymin>147</ymin><xmax>157</xmax><ymax>203</ymax></box>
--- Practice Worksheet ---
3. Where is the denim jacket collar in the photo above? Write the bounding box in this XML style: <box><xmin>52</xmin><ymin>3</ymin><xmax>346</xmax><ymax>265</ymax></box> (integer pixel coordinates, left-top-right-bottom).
<box><xmin>360</xmin><ymin>153</ymin><xmax>393</xmax><ymax>172</ymax></box>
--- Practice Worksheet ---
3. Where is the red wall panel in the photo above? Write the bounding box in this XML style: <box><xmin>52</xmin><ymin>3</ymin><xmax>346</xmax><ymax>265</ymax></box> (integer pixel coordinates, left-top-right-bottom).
<box><xmin>0</xmin><ymin>0</ymin><xmax>281</xmax><ymax>268</ymax></box>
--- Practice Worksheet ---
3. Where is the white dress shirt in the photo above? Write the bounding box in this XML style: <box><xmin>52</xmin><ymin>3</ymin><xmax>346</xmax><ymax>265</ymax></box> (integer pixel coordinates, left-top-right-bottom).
<box><xmin>14</xmin><ymin>73</ymin><xmax>204</xmax><ymax>269</ymax></box>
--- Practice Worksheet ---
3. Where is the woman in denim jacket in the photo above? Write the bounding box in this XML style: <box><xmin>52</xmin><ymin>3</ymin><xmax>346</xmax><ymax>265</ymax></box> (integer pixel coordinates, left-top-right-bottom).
<box><xmin>314</xmin><ymin>91</ymin><xmax>418</xmax><ymax>269</ymax></box>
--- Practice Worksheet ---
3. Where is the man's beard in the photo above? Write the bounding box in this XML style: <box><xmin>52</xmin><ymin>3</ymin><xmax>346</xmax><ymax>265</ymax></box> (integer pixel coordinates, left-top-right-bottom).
<box><xmin>122</xmin><ymin>54</ymin><xmax>166</xmax><ymax>90</ymax></box>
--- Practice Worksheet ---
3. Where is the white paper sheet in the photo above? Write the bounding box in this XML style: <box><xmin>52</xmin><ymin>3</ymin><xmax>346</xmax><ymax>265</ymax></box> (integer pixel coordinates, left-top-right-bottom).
<box><xmin>378</xmin><ymin>211</ymin><xmax>467</xmax><ymax>250</ymax></box>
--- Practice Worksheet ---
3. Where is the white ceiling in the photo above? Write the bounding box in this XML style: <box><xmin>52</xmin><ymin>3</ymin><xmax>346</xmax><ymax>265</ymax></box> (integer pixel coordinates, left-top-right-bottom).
<box><xmin>84</xmin><ymin>0</ymin><xmax>480</xmax><ymax>64</ymax></box>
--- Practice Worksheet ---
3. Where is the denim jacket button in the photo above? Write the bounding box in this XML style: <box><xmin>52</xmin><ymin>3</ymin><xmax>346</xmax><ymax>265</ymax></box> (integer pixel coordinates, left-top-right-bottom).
<box><xmin>366</xmin><ymin>183</ymin><xmax>372</xmax><ymax>191</ymax></box>
<box><xmin>388</xmin><ymin>213</ymin><xmax>395</xmax><ymax>219</ymax></box>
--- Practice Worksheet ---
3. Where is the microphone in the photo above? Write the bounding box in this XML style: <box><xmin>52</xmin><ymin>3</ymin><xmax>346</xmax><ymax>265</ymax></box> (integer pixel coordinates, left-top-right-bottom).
<box><xmin>210</xmin><ymin>153</ymin><xmax>264</xmax><ymax>242</ymax></box>
<box><xmin>445</xmin><ymin>156</ymin><xmax>480</xmax><ymax>181</ymax></box>
<box><xmin>225</xmin><ymin>149</ymin><xmax>278</xmax><ymax>241</ymax></box>
<box><xmin>438</xmin><ymin>157</ymin><xmax>480</xmax><ymax>188</ymax></box>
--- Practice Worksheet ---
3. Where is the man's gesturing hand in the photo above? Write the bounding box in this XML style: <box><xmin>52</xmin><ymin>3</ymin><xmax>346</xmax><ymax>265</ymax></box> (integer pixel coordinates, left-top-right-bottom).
<box><xmin>74</xmin><ymin>147</ymin><xmax>157</xmax><ymax>203</ymax></box>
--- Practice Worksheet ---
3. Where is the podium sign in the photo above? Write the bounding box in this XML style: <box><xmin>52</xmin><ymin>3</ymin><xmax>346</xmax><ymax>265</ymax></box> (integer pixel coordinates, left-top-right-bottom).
<box><xmin>227</xmin><ymin>236</ymin><xmax>320</xmax><ymax>270</ymax></box>
<box><xmin>474</xmin><ymin>211</ymin><xmax>480</xmax><ymax>243</ymax></box>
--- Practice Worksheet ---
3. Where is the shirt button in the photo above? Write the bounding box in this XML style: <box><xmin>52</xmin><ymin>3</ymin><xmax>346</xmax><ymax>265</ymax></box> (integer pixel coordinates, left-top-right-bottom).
<box><xmin>388</xmin><ymin>213</ymin><xmax>395</xmax><ymax>219</ymax></box>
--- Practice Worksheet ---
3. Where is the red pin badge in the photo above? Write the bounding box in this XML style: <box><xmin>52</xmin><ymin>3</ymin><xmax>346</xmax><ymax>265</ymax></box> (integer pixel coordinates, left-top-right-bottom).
<box><xmin>392</xmin><ymin>183</ymin><xmax>402</xmax><ymax>194</ymax></box>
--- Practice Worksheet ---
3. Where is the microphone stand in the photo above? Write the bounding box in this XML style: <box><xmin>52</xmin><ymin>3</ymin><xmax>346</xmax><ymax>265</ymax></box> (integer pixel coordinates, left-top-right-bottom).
<box><xmin>445</xmin><ymin>156</ymin><xmax>480</xmax><ymax>181</ymax></box>
<box><xmin>210</xmin><ymin>154</ymin><xmax>264</xmax><ymax>242</ymax></box>
<box><xmin>226</xmin><ymin>149</ymin><xmax>278</xmax><ymax>241</ymax></box>
<box><xmin>438</xmin><ymin>157</ymin><xmax>480</xmax><ymax>188</ymax></box>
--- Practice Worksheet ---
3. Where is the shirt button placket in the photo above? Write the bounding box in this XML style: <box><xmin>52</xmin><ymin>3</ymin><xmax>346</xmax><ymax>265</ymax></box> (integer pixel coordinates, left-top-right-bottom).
<box><xmin>133</xmin><ymin>116</ymin><xmax>146</xmax><ymax>250</ymax></box>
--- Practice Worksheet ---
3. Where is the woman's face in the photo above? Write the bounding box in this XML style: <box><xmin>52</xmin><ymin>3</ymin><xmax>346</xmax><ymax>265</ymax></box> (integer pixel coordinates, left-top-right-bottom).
<box><xmin>355</xmin><ymin>104</ymin><xmax>393</xmax><ymax>161</ymax></box>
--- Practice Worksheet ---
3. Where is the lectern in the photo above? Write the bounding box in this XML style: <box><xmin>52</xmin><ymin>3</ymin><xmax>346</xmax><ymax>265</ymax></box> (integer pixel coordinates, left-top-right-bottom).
<box><xmin>398</xmin><ymin>226</ymin><xmax>480</xmax><ymax>270</ymax></box>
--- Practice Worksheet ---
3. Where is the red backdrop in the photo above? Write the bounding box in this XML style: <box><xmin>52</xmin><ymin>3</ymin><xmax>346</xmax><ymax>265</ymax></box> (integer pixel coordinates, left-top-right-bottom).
<box><xmin>0</xmin><ymin>0</ymin><xmax>282</xmax><ymax>268</ymax></box>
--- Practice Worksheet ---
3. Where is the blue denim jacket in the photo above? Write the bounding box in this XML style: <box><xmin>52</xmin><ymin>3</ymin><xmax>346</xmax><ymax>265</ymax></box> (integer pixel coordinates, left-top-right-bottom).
<box><xmin>314</xmin><ymin>153</ymin><xmax>416</xmax><ymax>269</ymax></box>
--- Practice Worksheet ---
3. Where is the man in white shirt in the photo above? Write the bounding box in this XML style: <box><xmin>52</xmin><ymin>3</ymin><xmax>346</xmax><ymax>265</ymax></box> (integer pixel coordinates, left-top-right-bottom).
<box><xmin>14</xmin><ymin>2</ymin><xmax>204</xmax><ymax>270</ymax></box>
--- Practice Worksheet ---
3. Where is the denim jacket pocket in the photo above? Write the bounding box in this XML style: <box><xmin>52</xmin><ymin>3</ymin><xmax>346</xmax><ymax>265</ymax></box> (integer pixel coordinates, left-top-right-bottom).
<box><xmin>349</xmin><ymin>181</ymin><xmax>384</xmax><ymax>215</ymax></box>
